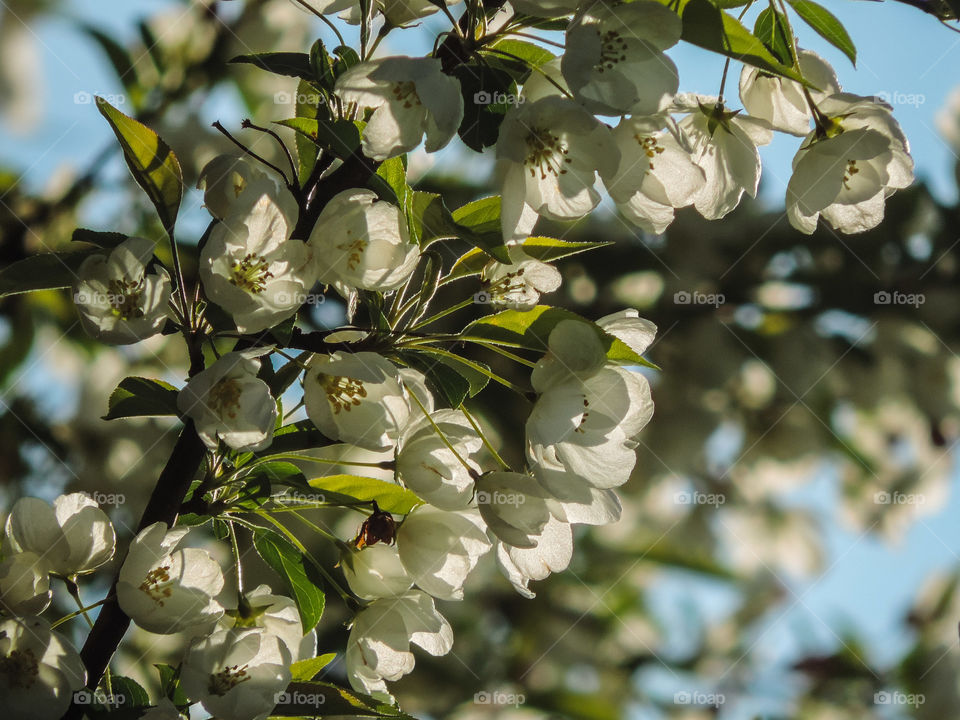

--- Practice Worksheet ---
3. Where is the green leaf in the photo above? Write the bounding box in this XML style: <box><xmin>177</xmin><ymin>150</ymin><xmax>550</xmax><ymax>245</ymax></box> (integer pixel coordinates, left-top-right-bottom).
<box><xmin>754</xmin><ymin>7</ymin><xmax>793</xmax><ymax>65</ymax></box>
<box><xmin>272</xmin><ymin>680</ymin><xmax>414</xmax><ymax>718</ymax></box>
<box><xmin>293</xmin><ymin>80</ymin><xmax>324</xmax><ymax>184</ymax></box>
<box><xmin>0</xmin><ymin>249</ymin><xmax>100</xmax><ymax>298</ymax></box>
<box><xmin>290</xmin><ymin>653</ymin><xmax>337</xmax><ymax>682</ymax></box>
<box><xmin>370</xmin><ymin>155</ymin><xmax>409</xmax><ymax>206</ymax></box>
<box><xmin>103</xmin><ymin>376</ymin><xmax>180</xmax><ymax>421</ymax></box>
<box><xmin>241</xmin><ymin>461</ymin><xmax>309</xmax><ymax>491</ymax></box>
<box><xmin>261</xmin><ymin>420</ymin><xmax>330</xmax><ymax>454</ymax></box>
<box><xmin>252</xmin><ymin>529</ymin><xmax>326</xmax><ymax>632</ymax></box>
<box><xmin>399</xmin><ymin>350</ymin><xmax>491</xmax><ymax>405</ymax></box>
<box><xmin>308</xmin><ymin>474</ymin><xmax>422</xmax><ymax>514</ymax></box>
<box><xmin>85</xmin><ymin>675</ymin><xmax>150</xmax><ymax>719</ymax></box>
<box><xmin>451</xmin><ymin>196</ymin><xmax>511</xmax><ymax>263</ymax></box>
<box><xmin>408</xmin><ymin>251</ymin><xmax>442</xmax><ymax>325</ymax></box>
<box><xmin>451</xmin><ymin>62</ymin><xmax>517</xmax><ymax>152</ymax></box>
<box><xmin>787</xmin><ymin>0</ymin><xmax>857</xmax><ymax>65</ymax></box>
<box><xmin>96</xmin><ymin>97</ymin><xmax>183</xmax><ymax>230</ymax></box>
<box><xmin>71</xmin><ymin>228</ymin><xmax>128</xmax><ymax>249</ymax></box>
<box><xmin>154</xmin><ymin>663</ymin><xmax>189</xmax><ymax>706</ymax></box>
<box><xmin>464</xmin><ymin>306</ymin><xmax>658</xmax><ymax>369</ymax></box>
<box><xmin>446</xmin><ymin>236</ymin><xmax>610</xmax><ymax>283</ymax></box>
<box><xmin>485</xmin><ymin>38</ymin><xmax>556</xmax><ymax>83</ymax></box>
<box><xmin>678</xmin><ymin>0</ymin><xmax>804</xmax><ymax>81</ymax></box>
<box><xmin>276</xmin><ymin>116</ymin><xmax>363</xmax><ymax>160</ymax></box>
<box><xmin>230</xmin><ymin>52</ymin><xmax>314</xmax><ymax>79</ymax></box>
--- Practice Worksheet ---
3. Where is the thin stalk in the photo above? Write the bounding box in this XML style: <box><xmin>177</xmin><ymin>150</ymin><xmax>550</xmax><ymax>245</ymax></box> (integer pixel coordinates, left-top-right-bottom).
<box><xmin>51</xmin><ymin>597</ymin><xmax>112</xmax><ymax>629</ymax></box>
<box><xmin>212</xmin><ymin>121</ymin><xmax>290</xmax><ymax>184</ymax></box>
<box><xmin>242</xmin><ymin>119</ymin><xmax>299</xmax><ymax>190</ymax></box>
<box><xmin>408</xmin><ymin>298</ymin><xmax>475</xmax><ymax>331</ymax></box>
<box><xmin>228</xmin><ymin>520</ymin><xmax>243</xmax><ymax>594</ymax></box>
<box><xmin>461</xmin><ymin>406</ymin><xmax>510</xmax><ymax>470</ymax></box>
<box><xmin>404</xmin><ymin>378</ymin><xmax>477</xmax><ymax>476</ymax></box>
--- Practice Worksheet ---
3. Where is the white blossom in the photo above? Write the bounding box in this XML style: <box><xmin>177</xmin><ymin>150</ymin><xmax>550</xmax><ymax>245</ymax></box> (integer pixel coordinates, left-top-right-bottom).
<box><xmin>562</xmin><ymin>1</ymin><xmax>681</xmax><ymax>116</ymax></box>
<box><xmin>180</xmin><ymin>627</ymin><xmax>291</xmax><ymax>720</ymax></box>
<box><xmin>341</xmin><ymin>543</ymin><xmax>413</xmax><ymax>600</ymax></box>
<box><xmin>346</xmin><ymin>590</ymin><xmax>452</xmax><ymax>698</ymax></box>
<box><xmin>304</xmin><ymin>352</ymin><xmax>427</xmax><ymax>450</ymax></box>
<box><xmin>223</xmin><ymin>584</ymin><xmax>317</xmax><ymax>662</ymax></box>
<box><xmin>396</xmin><ymin>505</ymin><xmax>492</xmax><ymax>600</ymax></box>
<box><xmin>602</xmin><ymin>115</ymin><xmax>705</xmax><ymax>233</ymax></box>
<box><xmin>476</xmin><ymin>471</ymin><xmax>552</xmax><ymax>548</ymax></box>
<box><xmin>674</xmin><ymin>94</ymin><xmax>772</xmax><ymax>220</ymax></box>
<box><xmin>335</xmin><ymin>57</ymin><xmax>463</xmax><ymax>160</ymax></box>
<box><xmin>0</xmin><ymin>616</ymin><xmax>86</xmax><ymax>720</ymax></box>
<box><xmin>74</xmin><ymin>236</ymin><xmax>171</xmax><ymax>345</ymax></box>
<box><xmin>4</xmin><ymin>492</ymin><xmax>115</xmax><ymax>577</ymax></box>
<box><xmin>496</xmin><ymin>514</ymin><xmax>573</xmax><ymax>598</ymax></box>
<box><xmin>178</xmin><ymin>348</ymin><xmax>278</xmax><ymax>452</ymax></box>
<box><xmin>310</xmin><ymin>188</ymin><xmax>419</xmax><ymax>292</ymax></box>
<box><xmin>0</xmin><ymin>552</ymin><xmax>51</xmax><ymax>615</ymax></box>
<box><xmin>786</xmin><ymin>93</ymin><xmax>914</xmax><ymax>234</ymax></box>
<box><xmin>199</xmin><ymin>177</ymin><xmax>314</xmax><ymax>334</ymax></box>
<box><xmin>117</xmin><ymin>522</ymin><xmax>225</xmax><ymax>634</ymax></box>
<box><xmin>480</xmin><ymin>247</ymin><xmax>562</xmax><ymax>310</ymax></box>
<box><xmin>140</xmin><ymin>698</ymin><xmax>188</xmax><ymax>720</ymax></box>
<box><xmin>596</xmin><ymin>309</ymin><xmax>658</xmax><ymax>358</ymax></box>
<box><xmin>739</xmin><ymin>50</ymin><xmax>839</xmax><ymax>136</ymax></box>
<box><xmin>495</xmin><ymin>96</ymin><xmax>618</xmax><ymax>241</ymax></box>
<box><xmin>396</xmin><ymin>409</ymin><xmax>482</xmax><ymax>510</ymax></box>
<box><xmin>197</xmin><ymin>155</ymin><xmax>277</xmax><ymax>220</ymax></box>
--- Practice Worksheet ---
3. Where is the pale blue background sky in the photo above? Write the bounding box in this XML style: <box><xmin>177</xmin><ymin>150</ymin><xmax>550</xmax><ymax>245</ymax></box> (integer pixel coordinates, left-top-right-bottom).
<box><xmin>3</xmin><ymin>1</ymin><xmax>960</xmax><ymax>716</ymax></box>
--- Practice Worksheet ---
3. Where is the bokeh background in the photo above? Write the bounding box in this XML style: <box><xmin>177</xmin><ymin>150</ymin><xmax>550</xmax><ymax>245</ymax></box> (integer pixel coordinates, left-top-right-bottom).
<box><xmin>2</xmin><ymin>0</ymin><xmax>960</xmax><ymax>718</ymax></box>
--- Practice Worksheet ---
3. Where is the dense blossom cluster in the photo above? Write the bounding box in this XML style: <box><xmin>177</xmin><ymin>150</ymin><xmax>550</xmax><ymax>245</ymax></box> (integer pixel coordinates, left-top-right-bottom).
<box><xmin>1</xmin><ymin>0</ymin><xmax>919</xmax><ymax>717</ymax></box>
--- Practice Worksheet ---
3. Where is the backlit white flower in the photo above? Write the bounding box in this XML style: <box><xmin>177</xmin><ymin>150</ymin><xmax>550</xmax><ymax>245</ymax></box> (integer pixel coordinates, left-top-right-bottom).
<box><xmin>346</xmin><ymin>590</ymin><xmax>452</xmax><ymax>698</ymax></box>
<box><xmin>496</xmin><ymin>514</ymin><xmax>573</xmax><ymax>598</ymax></box>
<box><xmin>0</xmin><ymin>617</ymin><xmax>85</xmax><ymax>720</ymax></box>
<box><xmin>526</xmin><ymin>321</ymin><xmax>654</xmax><ymax>511</ymax></box>
<box><xmin>140</xmin><ymin>698</ymin><xmax>188</xmax><ymax>720</ymax></box>
<box><xmin>117</xmin><ymin>522</ymin><xmax>225</xmax><ymax>634</ymax></box>
<box><xmin>562</xmin><ymin>1</ymin><xmax>681</xmax><ymax>116</ymax></box>
<box><xmin>224</xmin><ymin>584</ymin><xmax>317</xmax><ymax>662</ymax></box>
<box><xmin>197</xmin><ymin>155</ymin><xmax>276</xmax><ymax>220</ymax></box>
<box><xmin>335</xmin><ymin>56</ymin><xmax>463</xmax><ymax>160</ymax></box>
<box><xmin>396</xmin><ymin>505</ymin><xmax>492</xmax><ymax>600</ymax></box>
<box><xmin>674</xmin><ymin>94</ymin><xmax>772</xmax><ymax>220</ymax></box>
<box><xmin>199</xmin><ymin>178</ymin><xmax>314</xmax><ymax>334</ymax></box>
<box><xmin>596</xmin><ymin>309</ymin><xmax>657</xmax><ymax>358</ymax></box>
<box><xmin>304</xmin><ymin>352</ymin><xmax>426</xmax><ymax>450</ymax></box>
<box><xmin>739</xmin><ymin>50</ymin><xmax>839</xmax><ymax>136</ymax></box>
<box><xmin>341</xmin><ymin>543</ymin><xmax>413</xmax><ymax>600</ymax></box>
<box><xmin>786</xmin><ymin>93</ymin><xmax>914</xmax><ymax>234</ymax></box>
<box><xmin>177</xmin><ymin>348</ymin><xmax>278</xmax><ymax>452</ymax></box>
<box><xmin>0</xmin><ymin>552</ymin><xmax>51</xmax><ymax>615</ymax></box>
<box><xmin>480</xmin><ymin>247</ymin><xmax>562</xmax><ymax>310</ymax></box>
<box><xmin>495</xmin><ymin>96</ymin><xmax>618</xmax><ymax>241</ymax></box>
<box><xmin>476</xmin><ymin>471</ymin><xmax>552</xmax><ymax>548</ymax></box>
<box><xmin>396</xmin><ymin>409</ymin><xmax>482</xmax><ymax>510</ymax></box>
<box><xmin>310</xmin><ymin>189</ymin><xmax>419</xmax><ymax>292</ymax></box>
<box><xmin>5</xmin><ymin>492</ymin><xmax>115</xmax><ymax>577</ymax></box>
<box><xmin>74</xmin><ymin>236</ymin><xmax>171</xmax><ymax>345</ymax></box>
<box><xmin>180</xmin><ymin>627</ymin><xmax>291</xmax><ymax>720</ymax></box>
<box><xmin>602</xmin><ymin>115</ymin><xmax>705</xmax><ymax>233</ymax></box>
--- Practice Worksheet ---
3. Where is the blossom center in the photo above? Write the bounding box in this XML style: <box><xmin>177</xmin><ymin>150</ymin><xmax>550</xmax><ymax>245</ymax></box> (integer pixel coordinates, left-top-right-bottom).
<box><xmin>230</xmin><ymin>253</ymin><xmax>274</xmax><ymax>294</ymax></box>
<box><xmin>595</xmin><ymin>29</ymin><xmax>628</xmax><ymax>73</ymax></box>
<box><xmin>525</xmin><ymin>128</ymin><xmax>572</xmax><ymax>180</ymax></box>
<box><xmin>391</xmin><ymin>81</ymin><xmax>421</xmax><ymax>110</ymax></box>
<box><xmin>575</xmin><ymin>396</ymin><xmax>590</xmax><ymax>434</ymax></box>
<box><xmin>0</xmin><ymin>648</ymin><xmax>39</xmax><ymax>689</ymax></box>
<box><xmin>208</xmin><ymin>664</ymin><xmax>250</xmax><ymax>696</ymax></box>
<box><xmin>842</xmin><ymin>159</ymin><xmax>860</xmax><ymax>190</ymax></box>
<box><xmin>320</xmin><ymin>374</ymin><xmax>368</xmax><ymax>414</ymax></box>
<box><xmin>208</xmin><ymin>377</ymin><xmax>243</xmax><ymax>419</ymax></box>
<box><xmin>108</xmin><ymin>278</ymin><xmax>146</xmax><ymax>320</ymax></box>
<box><xmin>139</xmin><ymin>564</ymin><xmax>174</xmax><ymax>606</ymax></box>
<box><xmin>337</xmin><ymin>230</ymin><xmax>368</xmax><ymax>271</ymax></box>
<box><xmin>634</xmin><ymin>134</ymin><xmax>665</xmax><ymax>170</ymax></box>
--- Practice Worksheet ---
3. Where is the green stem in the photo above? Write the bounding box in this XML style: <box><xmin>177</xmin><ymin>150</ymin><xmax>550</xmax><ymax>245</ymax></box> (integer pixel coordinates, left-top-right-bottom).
<box><xmin>51</xmin><ymin>597</ymin><xmax>112</xmax><ymax>629</ymax></box>
<box><xmin>408</xmin><ymin>298</ymin><xmax>475</xmax><ymax>331</ymax></box>
<box><xmin>461</xmin><ymin>406</ymin><xmax>510</xmax><ymax>470</ymax></box>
